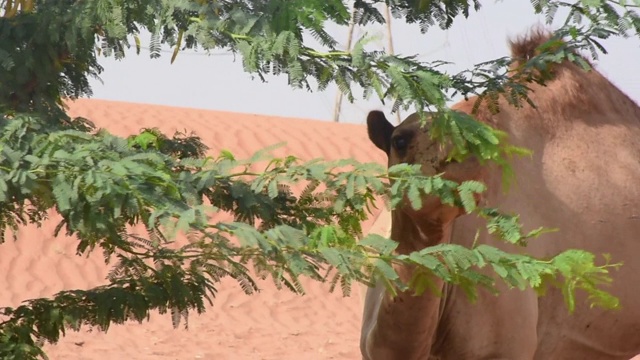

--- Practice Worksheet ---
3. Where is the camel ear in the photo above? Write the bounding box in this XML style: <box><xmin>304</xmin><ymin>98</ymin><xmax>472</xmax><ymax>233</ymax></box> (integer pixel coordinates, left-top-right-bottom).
<box><xmin>367</xmin><ymin>110</ymin><xmax>395</xmax><ymax>154</ymax></box>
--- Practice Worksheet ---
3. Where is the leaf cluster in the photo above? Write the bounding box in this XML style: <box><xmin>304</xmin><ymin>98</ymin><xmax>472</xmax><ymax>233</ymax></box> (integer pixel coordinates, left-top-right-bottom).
<box><xmin>0</xmin><ymin>111</ymin><xmax>621</xmax><ymax>359</ymax></box>
<box><xmin>2</xmin><ymin>0</ymin><xmax>637</xmax><ymax>176</ymax></box>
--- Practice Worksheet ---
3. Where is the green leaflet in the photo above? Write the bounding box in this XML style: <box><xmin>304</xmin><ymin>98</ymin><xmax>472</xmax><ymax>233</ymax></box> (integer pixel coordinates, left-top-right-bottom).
<box><xmin>373</xmin><ymin>258</ymin><xmax>399</xmax><ymax>281</ymax></box>
<box><xmin>407</xmin><ymin>183</ymin><xmax>422</xmax><ymax>210</ymax></box>
<box><xmin>457</xmin><ymin>180</ymin><xmax>486</xmax><ymax>213</ymax></box>
<box><xmin>359</xmin><ymin>234</ymin><xmax>399</xmax><ymax>255</ymax></box>
<box><xmin>0</xmin><ymin>178</ymin><xmax>7</xmax><ymax>202</ymax></box>
<box><xmin>407</xmin><ymin>251</ymin><xmax>442</xmax><ymax>270</ymax></box>
<box><xmin>52</xmin><ymin>175</ymin><xmax>74</xmax><ymax>212</ymax></box>
<box><xmin>319</xmin><ymin>247</ymin><xmax>348</xmax><ymax>272</ymax></box>
<box><xmin>346</xmin><ymin>173</ymin><xmax>355</xmax><ymax>199</ymax></box>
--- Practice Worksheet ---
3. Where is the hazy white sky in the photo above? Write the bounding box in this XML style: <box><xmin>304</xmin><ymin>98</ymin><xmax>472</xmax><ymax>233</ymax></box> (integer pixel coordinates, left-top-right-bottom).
<box><xmin>88</xmin><ymin>0</ymin><xmax>640</xmax><ymax>125</ymax></box>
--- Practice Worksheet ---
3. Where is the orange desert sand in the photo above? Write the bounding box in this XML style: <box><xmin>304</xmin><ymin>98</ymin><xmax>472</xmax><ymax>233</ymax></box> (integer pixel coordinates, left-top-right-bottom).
<box><xmin>0</xmin><ymin>99</ymin><xmax>391</xmax><ymax>359</ymax></box>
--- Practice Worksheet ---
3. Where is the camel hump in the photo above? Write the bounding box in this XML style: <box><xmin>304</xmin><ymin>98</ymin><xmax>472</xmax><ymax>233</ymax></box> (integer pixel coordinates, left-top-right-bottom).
<box><xmin>508</xmin><ymin>27</ymin><xmax>553</xmax><ymax>61</ymax></box>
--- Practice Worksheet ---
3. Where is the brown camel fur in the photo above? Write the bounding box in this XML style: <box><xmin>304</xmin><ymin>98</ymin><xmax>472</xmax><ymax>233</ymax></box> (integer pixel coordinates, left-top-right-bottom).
<box><xmin>361</xmin><ymin>29</ymin><xmax>640</xmax><ymax>360</ymax></box>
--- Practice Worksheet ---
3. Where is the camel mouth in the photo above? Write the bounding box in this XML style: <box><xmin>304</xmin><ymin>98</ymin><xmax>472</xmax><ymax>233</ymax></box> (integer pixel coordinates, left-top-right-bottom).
<box><xmin>435</xmin><ymin>157</ymin><xmax>457</xmax><ymax>173</ymax></box>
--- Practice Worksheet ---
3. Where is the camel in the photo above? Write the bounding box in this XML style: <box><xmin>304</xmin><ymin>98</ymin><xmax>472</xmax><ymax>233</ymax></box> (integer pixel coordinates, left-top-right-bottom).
<box><xmin>360</xmin><ymin>29</ymin><xmax>640</xmax><ymax>360</ymax></box>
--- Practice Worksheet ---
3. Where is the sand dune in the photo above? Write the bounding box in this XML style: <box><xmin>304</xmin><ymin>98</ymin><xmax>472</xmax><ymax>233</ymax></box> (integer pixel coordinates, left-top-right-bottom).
<box><xmin>0</xmin><ymin>99</ymin><xmax>390</xmax><ymax>359</ymax></box>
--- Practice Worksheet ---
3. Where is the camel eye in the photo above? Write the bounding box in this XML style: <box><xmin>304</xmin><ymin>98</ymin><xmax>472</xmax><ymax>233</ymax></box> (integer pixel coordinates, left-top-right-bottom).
<box><xmin>392</xmin><ymin>136</ymin><xmax>409</xmax><ymax>151</ymax></box>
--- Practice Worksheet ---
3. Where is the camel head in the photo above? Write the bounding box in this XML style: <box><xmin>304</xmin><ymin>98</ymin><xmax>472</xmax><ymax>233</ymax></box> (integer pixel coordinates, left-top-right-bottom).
<box><xmin>367</xmin><ymin>110</ymin><xmax>486</xmax><ymax>231</ymax></box>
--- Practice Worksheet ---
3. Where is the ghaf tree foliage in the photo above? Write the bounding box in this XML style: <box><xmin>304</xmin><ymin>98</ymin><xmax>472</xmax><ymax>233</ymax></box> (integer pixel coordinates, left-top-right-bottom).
<box><xmin>1</xmin><ymin>0</ymin><xmax>639</xmax><ymax>358</ymax></box>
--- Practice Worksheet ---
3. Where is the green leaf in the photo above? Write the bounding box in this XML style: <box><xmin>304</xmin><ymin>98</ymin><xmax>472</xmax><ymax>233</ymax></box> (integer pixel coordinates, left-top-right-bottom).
<box><xmin>319</xmin><ymin>247</ymin><xmax>346</xmax><ymax>269</ymax></box>
<box><xmin>219</xmin><ymin>149</ymin><xmax>236</xmax><ymax>161</ymax></box>
<box><xmin>0</xmin><ymin>178</ymin><xmax>8</xmax><ymax>202</ymax></box>
<box><xmin>457</xmin><ymin>180</ymin><xmax>486</xmax><ymax>213</ymax></box>
<box><xmin>373</xmin><ymin>258</ymin><xmax>399</xmax><ymax>280</ymax></box>
<box><xmin>491</xmin><ymin>263</ymin><xmax>509</xmax><ymax>278</ymax></box>
<box><xmin>52</xmin><ymin>175</ymin><xmax>73</xmax><ymax>212</ymax></box>
<box><xmin>268</xmin><ymin>180</ymin><xmax>279</xmax><ymax>198</ymax></box>
<box><xmin>346</xmin><ymin>174</ymin><xmax>355</xmax><ymax>199</ymax></box>
<box><xmin>359</xmin><ymin>234</ymin><xmax>399</xmax><ymax>255</ymax></box>
<box><xmin>407</xmin><ymin>183</ymin><xmax>422</xmax><ymax>210</ymax></box>
<box><xmin>581</xmin><ymin>0</ymin><xmax>603</xmax><ymax>6</ymax></box>
<box><xmin>408</xmin><ymin>252</ymin><xmax>442</xmax><ymax>270</ymax></box>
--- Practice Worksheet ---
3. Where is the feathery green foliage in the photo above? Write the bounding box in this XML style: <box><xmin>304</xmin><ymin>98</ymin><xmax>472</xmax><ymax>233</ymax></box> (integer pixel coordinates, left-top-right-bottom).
<box><xmin>1</xmin><ymin>0</ymin><xmax>637</xmax><ymax>358</ymax></box>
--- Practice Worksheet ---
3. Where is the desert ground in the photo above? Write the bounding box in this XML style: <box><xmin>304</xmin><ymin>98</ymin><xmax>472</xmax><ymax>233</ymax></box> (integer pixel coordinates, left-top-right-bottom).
<box><xmin>0</xmin><ymin>99</ymin><xmax>390</xmax><ymax>359</ymax></box>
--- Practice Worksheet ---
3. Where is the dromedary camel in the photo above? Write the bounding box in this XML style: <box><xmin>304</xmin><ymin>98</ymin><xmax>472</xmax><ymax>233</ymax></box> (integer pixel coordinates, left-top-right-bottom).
<box><xmin>361</xmin><ymin>30</ymin><xmax>640</xmax><ymax>360</ymax></box>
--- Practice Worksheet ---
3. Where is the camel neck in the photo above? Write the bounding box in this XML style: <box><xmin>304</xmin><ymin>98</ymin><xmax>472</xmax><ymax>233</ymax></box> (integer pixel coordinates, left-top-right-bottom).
<box><xmin>363</xmin><ymin>210</ymin><xmax>453</xmax><ymax>358</ymax></box>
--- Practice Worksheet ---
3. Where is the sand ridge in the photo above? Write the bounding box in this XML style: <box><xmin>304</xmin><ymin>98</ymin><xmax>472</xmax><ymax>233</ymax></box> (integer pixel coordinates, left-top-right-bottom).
<box><xmin>0</xmin><ymin>99</ymin><xmax>390</xmax><ymax>359</ymax></box>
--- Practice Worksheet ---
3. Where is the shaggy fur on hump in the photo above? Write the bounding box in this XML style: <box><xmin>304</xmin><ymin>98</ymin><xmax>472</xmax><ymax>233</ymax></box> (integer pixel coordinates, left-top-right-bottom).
<box><xmin>508</xmin><ymin>27</ymin><xmax>554</xmax><ymax>61</ymax></box>
<box><xmin>456</xmin><ymin>26</ymin><xmax>640</xmax><ymax>133</ymax></box>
